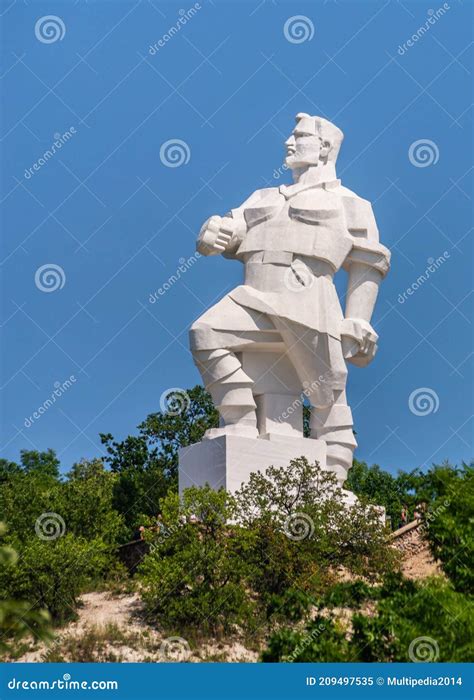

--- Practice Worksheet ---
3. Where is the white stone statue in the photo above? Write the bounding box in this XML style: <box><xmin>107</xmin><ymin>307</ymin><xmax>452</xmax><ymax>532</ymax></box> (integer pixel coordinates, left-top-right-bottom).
<box><xmin>180</xmin><ymin>113</ymin><xmax>390</xmax><ymax>494</ymax></box>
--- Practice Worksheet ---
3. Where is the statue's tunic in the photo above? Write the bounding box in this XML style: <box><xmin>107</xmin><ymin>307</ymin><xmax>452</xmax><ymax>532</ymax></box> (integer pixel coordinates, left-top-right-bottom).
<box><xmin>191</xmin><ymin>179</ymin><xmax>390</xmax><ymax>357</ymax></box>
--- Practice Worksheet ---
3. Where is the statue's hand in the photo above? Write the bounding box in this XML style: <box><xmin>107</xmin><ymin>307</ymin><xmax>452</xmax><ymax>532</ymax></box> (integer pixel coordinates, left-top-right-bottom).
<box><xmin>197</xmin><ymin>215</ymin><xmax>234</xmax><ymax>256</ymax></box>
<box><xmin>341</xmin><ymin>318</ymin><xmax>378</xmax><ymax>367</ymax></box>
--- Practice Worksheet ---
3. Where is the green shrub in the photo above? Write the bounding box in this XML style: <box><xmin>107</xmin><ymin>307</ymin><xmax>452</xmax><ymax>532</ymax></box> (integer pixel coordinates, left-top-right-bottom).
<box><xmin>233</xmin><ymin>458</ymin><xmax>395</xmax><ymax>603</ymax></box>
<box><xmin>138</xmin><ymin>488</ymin><xmax>256</xmax><ymax>635</ymax></box>
<box><xmin>317</xmin><ymin>580</ymin><xmax>375</xmax><ymax>608</ymax></box>
<box><xmin>262</xmin><ymin>615</ymin><xmax>349</xmax><ymax>662</ymax></box>
<box><xmin>421</xmin><ymin>463</ymin><xmax>473</xmax><ymax>594</ymax></box>
<box><xmin>265</xmin><ymin>588</ymin><xmax>313</xmax><ymax>623</ymax></box>
<box><xmin>0</xmin><ymin>523</ymin><xmax>51</xmax><ymax>653</ymax></box>
<box><xmin>0</xmin><ymin>534</ymin><xmax>109</xmax><ymax>624</ymax></box>
<box><xmin>262</xmin><ymin>576</ymin><xmax>474</xmax><ymax>662</ymax></box>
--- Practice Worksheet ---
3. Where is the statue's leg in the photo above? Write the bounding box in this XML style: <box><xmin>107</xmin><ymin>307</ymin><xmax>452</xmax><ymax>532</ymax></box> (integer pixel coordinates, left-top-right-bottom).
<box><xmin>271</xmin><ymin>319</ymin><xmax>357</xmax><ymax>485</ymax></box>
<box><xmin>189</xmin><ymin>296</ymin><xmax>270</xmax><ymax>439</ymax></box>
<box><xmin>310</xmin><ymin>389</ymin><xmax>357</xmax><ymax>487</ymax></box>
<box><xmin>193</xmin><ymin>348</ymin><xmax>258</xmax><ymax>438</ymax></box>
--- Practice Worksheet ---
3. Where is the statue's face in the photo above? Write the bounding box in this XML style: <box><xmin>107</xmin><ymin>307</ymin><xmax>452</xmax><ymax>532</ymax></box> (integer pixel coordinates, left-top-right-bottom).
<box><xmin>285</xmin><ymin>121</ymin><xmax>322</xmax><ymax>170</ymax></box>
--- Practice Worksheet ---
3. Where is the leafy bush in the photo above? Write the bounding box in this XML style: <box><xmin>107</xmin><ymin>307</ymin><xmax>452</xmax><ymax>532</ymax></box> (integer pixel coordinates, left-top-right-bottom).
<box><xmin>265</xmin><ymin>588</ymin><xmax>313</xmax><ymax>623</ymax></box>
<box><xmin>0</xmin><ymin>524</ymin><xmax>51</xmax><ymax>653</ymax></box>
<box><xmin>316</xmin><ymin>580</ymin><xmax>374</xmax><ymax>608</ymax></box>
<box><xmin>263</xmin><ymin>575</ymin><xmax>474</xmax><ymax>662</ymax></box>
<box><xmin>138</xmin><ymin>488</ymin><xmax>255</xmax><ymax>635</ymax></box>
<box><xmin>0</xmin><ymin>455</ymin><xmax>124</xmax><ymax>548</ymax></box>
<box><xmin>138</xmin><ymin>459</ymin><xmax>395</xmax><ymax>635</ymax></box>
<box><xmin>351</xmin><ymin>576</ymin><xmax>474</xmax><ymax>662</ymax></box>
<box><xmin>233</xmin><ymin>458</ymin><xmax>394</xmax><ymax>602</ymax></box>
<box><xmin>262</xmin><ymin>615</ymin><xmax>349</xmax><ymax>662</ymax></box>
<box><xmin>0</xmin><ymin>534</ymin><xmax>109</xmax><ymax>624</ymax></box>
<box><xmin>420</xmin><ymin>463</ymin><xmax>473</xmax><ymax>594</ymax></box>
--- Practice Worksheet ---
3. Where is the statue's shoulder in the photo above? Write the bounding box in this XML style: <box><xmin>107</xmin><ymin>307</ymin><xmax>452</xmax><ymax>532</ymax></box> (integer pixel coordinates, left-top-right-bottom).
<box><xmin>338</xmin><ymin>184</ymin><xmax>370</xmax><ymax>206</ymax></box>
<box><xmin>249</xmin><ymin>186</ymin><xmax>284</xmax><ymax>202</ymax></box>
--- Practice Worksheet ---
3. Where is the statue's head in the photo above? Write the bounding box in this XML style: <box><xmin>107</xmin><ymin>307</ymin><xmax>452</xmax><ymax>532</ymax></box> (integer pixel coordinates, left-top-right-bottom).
<box><xmin>285</xmin><ymin>113</ymin><xmax>344</xmax><ymax>172</ymax></box>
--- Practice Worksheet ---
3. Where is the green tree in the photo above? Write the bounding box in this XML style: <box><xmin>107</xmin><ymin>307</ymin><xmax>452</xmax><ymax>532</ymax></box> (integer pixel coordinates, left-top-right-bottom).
<box><xmin>100</xmin><ymin>385</ymin><xmax>218</xmax><ymax>531</ymax></box>
<box><xmin>345</xmin><ymin>459</ymin><xmax>414</xmax><ymax>528</ymax></box>
<box><xmin>19</xmin><ymin>449</ymin><xmax>60</xmax><ymax>479</ymax></box>
<box><xmin>421</xmin><ymin>462</ymin><xmax>473</xmax><ymax>594</ymax></box>
<box><xmin>62</xmin><ymin>459</ymin><xmax>125</xmax><ymax>544</ymax></box>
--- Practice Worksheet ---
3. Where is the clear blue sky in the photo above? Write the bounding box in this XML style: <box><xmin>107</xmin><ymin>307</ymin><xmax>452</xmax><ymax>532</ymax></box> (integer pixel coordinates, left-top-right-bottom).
<box><xmin>1</xmin><ymin>0</ymin><xmax>472</xmax><ymax>475</ymax></box>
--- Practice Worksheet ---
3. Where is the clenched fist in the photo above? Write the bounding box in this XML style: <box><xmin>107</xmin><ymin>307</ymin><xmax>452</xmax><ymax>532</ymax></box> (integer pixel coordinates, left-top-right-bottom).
<box><xmin>197</xmin><ymin>215</ymin><xmax>235</xmax><ymax>256</ymax></box>
<box><xmin>341</xmin><ymin>318</ymin><xmax>379</xmax><ymax>367</ymax></box>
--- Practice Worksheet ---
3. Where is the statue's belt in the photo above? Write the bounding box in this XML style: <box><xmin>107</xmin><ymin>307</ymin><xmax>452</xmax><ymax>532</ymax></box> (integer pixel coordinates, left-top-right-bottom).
<box><xmin>245</xmin><ymin>253</ymin><xmax>334</xmax><ymax>278</ymax></box>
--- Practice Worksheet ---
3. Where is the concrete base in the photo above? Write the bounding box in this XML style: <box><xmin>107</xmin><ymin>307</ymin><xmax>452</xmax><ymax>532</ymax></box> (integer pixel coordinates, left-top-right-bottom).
<box><xmin>178</xmin><ymin>433</ymin><xmax>327</xmax><ymax>495</ymax></box>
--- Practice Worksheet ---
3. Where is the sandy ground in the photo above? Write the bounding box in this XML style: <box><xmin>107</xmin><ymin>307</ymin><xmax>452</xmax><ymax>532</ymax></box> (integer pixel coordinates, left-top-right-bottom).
<box><xmin>14</xmin><ymin>592</ymin><xmax>259</xmax><ymax>663</ymax></box>
<box><xmin>391</xmin><ymin>522</ymin><xmax>441</xmax><ymax>580</ymax></box>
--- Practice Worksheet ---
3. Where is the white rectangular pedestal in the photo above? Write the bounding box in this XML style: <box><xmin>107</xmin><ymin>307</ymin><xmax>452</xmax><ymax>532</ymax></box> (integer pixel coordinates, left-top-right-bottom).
<box><xmin>178</xmin><ymin>434</ymin><xmax>327</xmax><ymax>495</ymax></box>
